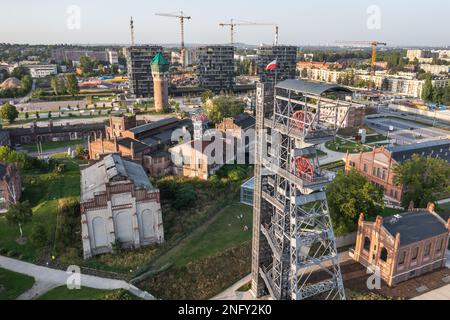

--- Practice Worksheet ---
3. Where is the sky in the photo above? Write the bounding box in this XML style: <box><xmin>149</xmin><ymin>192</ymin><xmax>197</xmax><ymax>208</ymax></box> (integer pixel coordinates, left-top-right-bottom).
<box><xmin>0</xmin><ymin>0</ymin><xmax>449</xmax><ymax>47</ymax></box>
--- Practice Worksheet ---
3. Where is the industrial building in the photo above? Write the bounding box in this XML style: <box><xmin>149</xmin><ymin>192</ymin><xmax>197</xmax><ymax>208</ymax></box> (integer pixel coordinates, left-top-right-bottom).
<box><xmin>197</xmin><ymin>45</ymin><xmax>235</xmax><ymax>92</ymax></box>
<box><xmin>125</xmin><ymin>45</ymin><xmax>163</xmax><ymax>98</ymax></box>
<box><xmin>353</xmin><ymin>203</ymin><xmax>449</xmax><ymax>286</ymax></box>
<box><xmin>251</xmin><ymin>80</ymin><xmax>357</xmax><ymax>300</ymax></box>
<box><xmin>80</xmin><ymin>154</ymin><xmax>164</xmax><ymax>259</ymax></box>
<box><xmin>345</xmin><ymin>139</ymin><xmax>450</xmax><ymax>206</ymax></box>
<box><xmin>257</xmin><ymin>46</ymin><xmax>297</xmax><ymax>83</ymax></box>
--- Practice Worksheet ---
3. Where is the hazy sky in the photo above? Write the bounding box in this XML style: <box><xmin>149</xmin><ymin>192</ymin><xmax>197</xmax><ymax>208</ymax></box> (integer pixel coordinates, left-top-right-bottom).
<box><xmin>1</xmin><ymin>0</ymin><xmax>449</xmax><ymax>47</ymax></box>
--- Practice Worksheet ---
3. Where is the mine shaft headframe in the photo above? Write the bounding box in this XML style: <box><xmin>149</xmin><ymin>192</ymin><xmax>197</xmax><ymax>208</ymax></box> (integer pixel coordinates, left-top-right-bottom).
<box><xmin>273</xmin><ymin>79</ymin><xmax>359</xmax><ymax>136</ymax></box>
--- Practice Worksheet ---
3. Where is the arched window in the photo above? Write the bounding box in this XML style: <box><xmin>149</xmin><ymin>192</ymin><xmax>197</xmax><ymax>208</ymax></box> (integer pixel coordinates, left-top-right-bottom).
<box><xmin>380</xmin><ymin>247</ymin><xmax>388</xmax><ymax>262</ymax></box>
<box><xmin>363</xmin><ymin>237</ymin><xmax>371</xmax><ymax>252</ymax></box>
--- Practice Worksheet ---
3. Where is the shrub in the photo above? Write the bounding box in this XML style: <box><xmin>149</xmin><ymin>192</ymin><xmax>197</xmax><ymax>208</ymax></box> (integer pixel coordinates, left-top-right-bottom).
<box><xmin>54</xmin><ymin>198</ymin><xmax>81</xmax><ymax>254</ymax></box>
<box><xmin>30</xmin><ymin>224</ymin><xmax>48</xmax><ymax>247</ymax></box>
<box><xmin>173</xmin><ymin>185</ymin><xmax>197</xmax><ymax>210</ymax></box>
<box><xmin>6</xmin><ymin>250</ymin><xmax>17</xmax><ymax>258</ymax></box>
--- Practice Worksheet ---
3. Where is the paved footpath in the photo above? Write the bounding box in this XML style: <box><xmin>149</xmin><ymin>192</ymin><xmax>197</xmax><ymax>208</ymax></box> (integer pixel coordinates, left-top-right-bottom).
<box><xmin>0</xmin><ymin>255</ymin><xmax>155</xmax><ymax>300</ymax></box>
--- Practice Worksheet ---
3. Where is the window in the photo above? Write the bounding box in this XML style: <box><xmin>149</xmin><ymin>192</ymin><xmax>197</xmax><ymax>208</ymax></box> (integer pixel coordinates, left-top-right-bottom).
<box><xmin>382</xmin><ymin>170</ymin><xmax>386</xmax><ymax>181</ymax></box>
<box><xmin>398</xmin><ymin>251</ymin><xmax>406</xmax><ymax>265</ymax></box>
<box><xmin>363</xmin><ymin>237</ymin><xmax>371</xmax><ymax>252</ymax></box>
<box><xmin>380</xmin><ymin>248</ymin><xmax>388</xmax><ymax>262</ymax></box>
<box><xmin>412</xmin><ymin>247</ymin><xmax>419</xmax><ymax>261</ymax></box>
<box><xmin>377</xmin><ymin>168</ymin><xmax>381</xmax><ymax>178</ymax></box>
<box><xmin>363</xmin><ymin>164</ymin><xmax>368</xmax><ymax>173</ymax></box>
<box><xmin>436</xmin><ymin>239</ymin><xmax>444</xmax><ymax>253</ymax></box>
<box><xmin>373</xmin><ymin>168</ymin><xmax>377</xmax><ymax>176</ymax></box>
<box><xmin>424</xmin><ymin>243</ymin><xmax>432</xmax><ymax>257</ymax></box>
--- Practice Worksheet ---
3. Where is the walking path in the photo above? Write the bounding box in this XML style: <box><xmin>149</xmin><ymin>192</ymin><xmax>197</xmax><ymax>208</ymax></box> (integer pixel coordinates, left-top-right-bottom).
<box><xmin>318</xmin><ymin>143</ymin><xmax>346</xmax><ymax>165</ymax></box>
<box><xmin>211</xmin><ymin>274</ymin><xmax>255</xmax><ymax>301</ymax></box>
<box><xmin>412</xmin><ymin>251</ymin><xmax>450</xmax><ymax>300</ymax></box>
<box><xmin>0</xmin><ymin>255</ymin><xmax>155</xmax><ymax>300</ymax></box>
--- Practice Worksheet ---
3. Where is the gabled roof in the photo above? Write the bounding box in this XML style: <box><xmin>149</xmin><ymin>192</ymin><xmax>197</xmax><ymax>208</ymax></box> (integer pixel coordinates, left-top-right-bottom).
<box><xmin>276</xmin><ymin>79</ymin><xmax>353</xmax><ymax>96</ymax></box>
<box><xmin>128</xmin><ymin>117</ymin><xmax>179</xmax><ymax>135</ymax></box>
<box><xmin>80</xmin><ymin>154</ymin><xmax>154</xmax><ymax>202</ymax></box>
<box><xmin>386</xmin><ymin>139</ymin><xmax>450</xmax><ymax>163</ymax></box>
<box><xmin>117</xmin><ymin>137</ymin><xmax>150</xmax><ymax>153</ymax></box>
<box><xmin>233</xmin><ymin>114</ymin><xmax>256</xmax><ymax>130</ymax></box>
<box><xmin>383</xmin><ymin>211</ymin><xmax>448</xmax><ymax>246</ymax></box>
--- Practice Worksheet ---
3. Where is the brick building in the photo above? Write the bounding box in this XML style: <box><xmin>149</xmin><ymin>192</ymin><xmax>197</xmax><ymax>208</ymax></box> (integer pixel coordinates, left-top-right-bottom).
<box><xmin>346</xmin><ymin>139</ymin><xmax>450</xmax><ymax>205</ymax></box>
<box><xmin>0</xmin><ymin>163</ymin><xmax>22</xmax><ymax>213</ymax></box>
<box><xmin>353</xmin><ymin>203</ymin><xmax>450</xmax><ymax>286</ymax></box>
<box><xmin>7</xmin><ymin>121</ymin><xmax>105</xmax><ymax>146</ymax></box>
<box><xmin>89</xmin><ymin>116</ymin><xmax>192</xmax><ymax>176</ymax></box>
<box><xmin>80</xmin><ymin>154</ymin><xmax>164</xmax><ymax>259</ymax></box>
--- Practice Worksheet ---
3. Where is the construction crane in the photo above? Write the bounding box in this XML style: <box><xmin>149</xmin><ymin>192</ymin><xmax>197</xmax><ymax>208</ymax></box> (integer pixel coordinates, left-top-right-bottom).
<box><xmin>155</xmin><ymin>11</ymin><xmax>191</xmax><ymax>66</ymax></box>
<box><xmin>219</xmin><ymin>19</ymin><xmax>279</xmax><ymax>46</ymax></box>
<box><xmin>336</xmin><ymin>40</ymin><xmax>387</xmax><ymax>89</ymax></box>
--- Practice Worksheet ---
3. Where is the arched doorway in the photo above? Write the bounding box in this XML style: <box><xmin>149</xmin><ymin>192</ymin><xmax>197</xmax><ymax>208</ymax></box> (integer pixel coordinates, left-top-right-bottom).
<box><xmin>114</xmin><ymin>211</ymin><xmax>133</xmax><ymax>244</ymax></box>
<box><xmin>140</xmin><ymin>209</ymin><xmax>155</xmax><ymax>240</ymax></box>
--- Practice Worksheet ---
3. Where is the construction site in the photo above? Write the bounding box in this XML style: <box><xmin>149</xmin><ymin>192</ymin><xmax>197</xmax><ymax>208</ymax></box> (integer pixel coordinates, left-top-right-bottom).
<box><xmin>251</xmin><ymin>79</ymin><xmax>360</xmax><ymax>300</ymax></box>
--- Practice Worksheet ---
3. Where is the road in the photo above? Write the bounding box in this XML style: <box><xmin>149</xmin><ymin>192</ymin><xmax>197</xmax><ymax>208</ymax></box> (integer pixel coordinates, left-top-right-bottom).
<box><xmin>0</xmin><ymin>255</ymin><xmax>156</xmax><ymax>300</ymax></box>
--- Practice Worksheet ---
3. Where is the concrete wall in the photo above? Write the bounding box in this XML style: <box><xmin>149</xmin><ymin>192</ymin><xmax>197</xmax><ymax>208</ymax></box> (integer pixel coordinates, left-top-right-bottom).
<box><xmin>389</xmin><ymin>104</ymin><xmax>450</xmax><ymax>123</ymax></box>
<box><xmin>335</xmin><ymin>232</ymin><xmax>357</xmax><ymax>249</ymax></box>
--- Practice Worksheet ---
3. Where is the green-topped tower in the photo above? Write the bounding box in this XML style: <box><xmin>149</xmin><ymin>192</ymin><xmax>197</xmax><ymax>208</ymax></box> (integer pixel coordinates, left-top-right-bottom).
<box><xmin>151</xmin><ymin>52</ymin><xmax>170</xmax><ymax>113</ymax></box>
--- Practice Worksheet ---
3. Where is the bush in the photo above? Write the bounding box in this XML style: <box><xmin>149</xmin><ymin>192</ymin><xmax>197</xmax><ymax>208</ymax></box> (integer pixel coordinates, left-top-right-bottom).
<box><xmin>0</xmin><ymin>248</ymin><xmax>7</xmax><ymax>255</ymax></box>
<box><xmin>30</xmin><ymin>224</ymin><xmax>48</xmax><ymax>247</ymax></box>
<box><xmin>6</xmin><ymin>250</ymin><xmax>17</xmax><ymax>258</ymax></box>
<box><xmin>54</xmin><ymin>198</ymin><xmax>81</xmax><ymax>254</ymax></box>
<box><xmin>173</xmin><ymin>185</ymin><xmax>197</xmax><ymax>210</ymax></box>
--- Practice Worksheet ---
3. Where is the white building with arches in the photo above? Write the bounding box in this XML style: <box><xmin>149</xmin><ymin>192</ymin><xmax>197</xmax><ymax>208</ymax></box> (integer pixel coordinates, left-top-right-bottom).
<box><xmin>80</xmin><ymin>154</ymin><xmax>164</xmax><ymax>259</ymax></box>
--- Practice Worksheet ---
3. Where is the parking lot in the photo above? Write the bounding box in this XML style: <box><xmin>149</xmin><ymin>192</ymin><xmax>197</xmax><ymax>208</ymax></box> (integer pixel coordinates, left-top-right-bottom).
<box><xmin>366</xmin><ymin>116</ymin><xmax>449</xmax><ymax>145</ymax></box>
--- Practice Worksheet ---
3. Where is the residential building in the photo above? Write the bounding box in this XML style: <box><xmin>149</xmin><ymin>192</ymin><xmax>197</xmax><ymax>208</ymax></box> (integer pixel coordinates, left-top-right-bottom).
<box><xmin>257</xmin><ymin>45</ymin><xmax>297</xmax><ymax>83</ymax></box>
<box><xmin>406</xmin><ymin>49</ymin><xmax>438</xmax><ymax>63</ymax></box>
<box><xmin>420</xmin><ymin>64</ymin><xmax>450</xmax><ymax>75</ymax></box>
<box><xmin>107</xmin><ymin>50</ymin><xmax>119</xmax><ymax>65</ymax></box>
<box><xmin>80</xmin><ymin>154</ymin><xmax>164</xmax><ymax>259</ymax></box>
<box><xmin>51</xmin><ymin>49</ymin><xmax>108</xmax><ymax>64</ymax></box>
<box><xmin>0</xmin><ymin>163</ymin><xmax>22</xmax><ymax>213</ymax></box>
<box><xmin>353</xmin><ymin>203</ymin><xmax>449</xmax><ymax>286</ymax></box>
<box><xmin>26</xmin><ymin>64</ymin><xmax>58</xmax><ymax>78</ymax></box>
<box><xmin>383</xmin><ymin>77</ymin><xmax>424</xmax><ymax>98</ymax></box>
<box><xmin>125</xmin><ymin>46</ymin><xmax>163</xmax><ymax>98</ymax></box>
<box><xmin>432</xmin><ymin>76</ymin><xmax>450</xmax><ymax>89</ymax></box>
<box><xmin>197</xmin><ymin>45</ymin><xmax>235</xmax><ymax>92</ymax></box>
<box><xmin>345</xmin><ymin>139</ymin><xmax>450</xmax><ymax>205</ymax></box>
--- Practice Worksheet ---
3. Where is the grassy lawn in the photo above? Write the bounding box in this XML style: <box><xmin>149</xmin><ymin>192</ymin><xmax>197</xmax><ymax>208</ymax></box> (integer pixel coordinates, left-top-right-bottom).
<box><xmin>0</xmin><ymin>156</ymin><xmax>85</xmax><ymax>262</ymax></box>
<box><xmin>37</xmin><ymin>286</ymin><xmax>138</xmax><ymax>300</ymax></box>
<box><xmin>325</xmin><ymin>137</ymin><xmax>373</xmax><ymax>154</ymax></box>
<box><xmin>22</xmin><ymin>139</ymin><xmax>85</xmax><ymax>153</ymax></box>
<box><xmin>365</xmin><ymin>134</ymin><xmax>388</xmax><ymax>144</ymax></box>
<box><xmin>152</xmin><ymin>203</ymin><xmax>253</xmax><ymax>269</ymax></box>
<box><xmin>0</xmin><ymin>267</ymin><xmax>35</xmax><ymax>300</ymax></box>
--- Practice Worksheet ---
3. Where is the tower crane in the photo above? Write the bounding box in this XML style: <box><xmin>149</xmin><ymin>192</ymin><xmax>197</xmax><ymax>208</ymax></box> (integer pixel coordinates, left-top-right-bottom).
<box><xmin>219</xmin><ymin>19</ymin><xmax>279</xmax><ymax>46</ymax></box>
<box><xmin>155</xmin><ymin>11</ymin><xmax>191</xmax><ymax>66</ymax></box>
<box><xmin>336</xmin><ymin>40</ymin><xmax>387</xmax><ymax>90</ymax></box>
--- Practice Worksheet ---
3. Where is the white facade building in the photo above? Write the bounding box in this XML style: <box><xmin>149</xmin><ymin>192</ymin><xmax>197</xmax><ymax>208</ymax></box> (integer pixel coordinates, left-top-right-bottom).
<box><xmin>107</xmin><ymin>50</ymin><xmax>119</xmax><ymax>65</ymax></box>
<box><xmin>80</xmin><ymin>154</ymin><xmax>164</xmax><ymax>259</ymax></box>
<box><xmin>27</xmin><ymin>64</ymin><xmax>58</xmax><ymax>78</ymax></box>
<box><xmin>420</xmin><ymin>64</ymin><xmax>450</xmax><ymax>75</ymax></box>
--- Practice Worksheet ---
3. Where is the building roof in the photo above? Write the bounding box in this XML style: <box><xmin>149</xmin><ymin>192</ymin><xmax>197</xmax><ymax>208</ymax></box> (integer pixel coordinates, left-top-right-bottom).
<box><xmin>276</xmin><ymin>79</ymin><xmax>353</xmax><ymax>96</ymax></box>
<box><xmin>117</xmin><ymin>137</ymin><xmax>150</xmax><ymax>153</ymax></box>
<box><xmin>383</xmin><ymin>211</ymin><xmax>448</xmax><ymax>246</ymax></box>
<box><xmin>80</xmin><ymin>154</ymin><xmax>154</xmax><ymax>202</ymax></box>
<box><xmin>151</xmin><ymin>52</ymin><xmax>169</xmax><ymax>66</ymax></box>
<box><xmin>233</xmin><ymin>114</ymin><xmax>256</xmax><ymax>130</ymax></box>
<box><xmin>128</xmin><ymin>117</ymin><xmax>179</xmax><ymax>135</ymax></box>
<box><xmin>386</xmin><ymin>139</ymin><xmax>450</xmax><ymax>163</ymax></box>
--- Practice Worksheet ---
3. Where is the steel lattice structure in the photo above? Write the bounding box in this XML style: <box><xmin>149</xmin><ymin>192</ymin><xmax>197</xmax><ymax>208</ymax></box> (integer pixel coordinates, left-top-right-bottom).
<box><xmin>252</xmin><ymin>80</ymin><xmax>356</xmax><ymax>300</ymax></box>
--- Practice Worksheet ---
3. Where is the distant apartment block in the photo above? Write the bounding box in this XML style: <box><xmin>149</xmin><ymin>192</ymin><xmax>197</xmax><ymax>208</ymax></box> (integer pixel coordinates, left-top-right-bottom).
<box><xmin>257</xmin><ymin>45</ymin><xmax>297</xmax><ymax>83</ymax></box>
<box><xmin>197</xmin><ymin>45</ymin><xmax>235</xmax><ymax>92</ymax></box>
<box><xmin>420</xmin><ymin>64</ymin><xmax>450</xmax><ymax>75</ymax></box>
<box><xmin>26</xmin><ymin>64</ymin><xmax>58</xmax><ymax>78</ymax></box>
<box><xmin>125</xmin><ymin>46</ymin><xmax>163</xmax><ymax>98</ymax></box>
<box><xmin>51</xmin><ymin>48</ymin><xmax>108</xmax><ymax>64</ymax></box>
<box><xmin>107</xmin><ymin>49</ymin><xmax>119</xmax><ymax>65</ymax></box>
<box><xmin>406</xmin><ymin>49</ymin><xmax>438</xmax><ymax>63</ymax></box>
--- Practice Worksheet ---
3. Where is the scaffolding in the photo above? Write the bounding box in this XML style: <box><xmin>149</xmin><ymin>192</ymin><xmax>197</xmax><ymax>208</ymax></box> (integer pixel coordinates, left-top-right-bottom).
<box><xmin>252</xmin><ymin>79</ymin><xmax>355</xmax><ymax>300</ymax></box>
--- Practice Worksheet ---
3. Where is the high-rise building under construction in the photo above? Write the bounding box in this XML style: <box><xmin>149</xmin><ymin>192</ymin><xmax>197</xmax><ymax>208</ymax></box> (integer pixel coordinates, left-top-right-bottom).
<box><xmin>257</xmin><ymin>46</ymin><xmax>297</xmax><ymax>83</ymax></box>
<box><xmin>251</xmin><ymin>79</ymin><xmax>356</xmax><ymax>300</ymax></box>
<box><xmin>125</xmin><ymin>46</ymin><xmax>163</xmax><ymax>98</ymax></box>
<box><xmin>197</xmin><ymin>45</ymin><xmax>235</xmax><ymax>92</ymax></box>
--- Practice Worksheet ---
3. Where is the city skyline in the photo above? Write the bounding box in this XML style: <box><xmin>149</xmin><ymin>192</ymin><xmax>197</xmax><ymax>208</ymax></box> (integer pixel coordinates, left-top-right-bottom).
<box><xmin>1</xmin><ymin>0</ymin><xmax>449</xmax><ymax>47</ymax></box>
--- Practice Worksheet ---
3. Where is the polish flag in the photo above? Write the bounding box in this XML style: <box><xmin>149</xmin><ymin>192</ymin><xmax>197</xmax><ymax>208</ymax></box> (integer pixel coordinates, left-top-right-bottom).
<box><xmin>265</xmin><ymin>59</ymin><xmax>277</xmax><ymax>71</ymax></box>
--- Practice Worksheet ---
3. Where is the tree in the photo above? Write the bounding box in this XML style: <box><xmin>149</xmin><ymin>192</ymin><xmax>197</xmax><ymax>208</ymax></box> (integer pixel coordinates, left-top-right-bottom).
<box><xmin>301</xmin><ymin>68</ymin><xmax>308</xmax><ymax>78</ymax></box>
<box><xmin>65</xmin><ymin>73</ymin><xmax>79</xmax><ymax>96</ymax></box>
<box><xmin>5</xmin><ymin>201</ymin><xmax>33</xmax><ymax>238</ymax></box>
<box><xmin>326</xmin><ymin>170</ymin><xmax>384</xmax><ymax>236</ymax></box>
<box><xmin>0</xmin><ymin>102</ymin><xmax>19</xmax><ymax>123</ymax></box>
<box><xmin>393</xmin><ymin>154</ymin><xmax>450</xmax><ymax>208</ymax></box>
<box><xmin>10</xmin><ymin>66</ymin><xmax>30</xmax><ymax>79</ymax></box>
<box><xmin>50</xmin><ymin>76</ymin><xmax>59</xmax><ymax>95</ymax></box>
<box><xmin>201</xmin><ymin>90</ymin><xmax>214</xmax><ymax>104</ymax></box>
<box><xmin>421</xmin><ymin>73</ymin><xmax>433</xmax><ymax>102</ymax></box>
<box><xmin>205</xmin><ymin>95</ymin><xmax>245</xmax><ymax>124</ymax></box>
